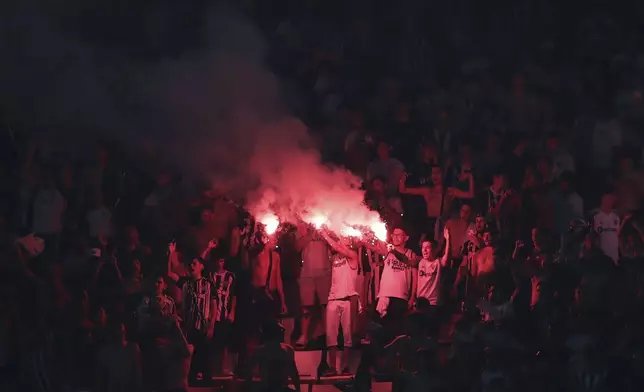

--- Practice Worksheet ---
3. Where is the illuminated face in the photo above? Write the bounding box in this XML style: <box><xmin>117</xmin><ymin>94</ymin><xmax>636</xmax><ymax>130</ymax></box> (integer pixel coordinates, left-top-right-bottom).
<box><xmin>154</xmin><ymin>277</ymin><xmax>166</xmax><ymax>294</ymax></box>
<box><xmin>391</xmin><ymin>228</ymin><xmax>408</xmax><ymax>247</ymax></box>
<box><xmin>475</xmin><ymin>217</ymin><xmax>487</xmax><ymax>233</ymax></box>
<box><xmin>190</xmin><ymin>259</ymin><xmax>204</xmax><ymax>277</ymax></box>
<box><xmin>421</xmin><ymin>241</ymin><xmax>433</xmax><ymax>259</ymax></box>
<box><xmin>483</xmin><ymin>232</ymin><xmax>492</xmax><ymax>246</ymax></box>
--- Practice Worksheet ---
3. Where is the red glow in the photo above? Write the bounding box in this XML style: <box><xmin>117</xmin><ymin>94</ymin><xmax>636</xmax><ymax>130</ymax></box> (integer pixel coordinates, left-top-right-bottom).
<box><xmin>259</xmin><ymin>212</ymin><xmax>279</xmax><ymax>235</ymax></box>
<box><xmin>341</xmin><ymin>226</ymin><xmax>362</xmax><ymax>238</ymax></box>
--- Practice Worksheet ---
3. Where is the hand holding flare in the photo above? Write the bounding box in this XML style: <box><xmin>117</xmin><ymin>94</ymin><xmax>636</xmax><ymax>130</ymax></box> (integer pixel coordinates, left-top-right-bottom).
<box><xmin>259</xmin><ymin>213</ymin><xmax>279</xmax><ymax>236</ymax></box>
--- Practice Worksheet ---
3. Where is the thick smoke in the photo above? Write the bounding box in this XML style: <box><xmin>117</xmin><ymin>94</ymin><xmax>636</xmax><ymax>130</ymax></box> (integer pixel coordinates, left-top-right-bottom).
<box><xmin>0</xmin><ymin>0</ymin><xmax>382</xmax><ymax>229</ymax></box>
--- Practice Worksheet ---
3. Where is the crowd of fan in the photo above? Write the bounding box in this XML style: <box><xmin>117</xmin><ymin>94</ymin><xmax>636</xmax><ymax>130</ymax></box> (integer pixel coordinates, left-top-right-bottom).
<box><xmin>3</xmin><ymin>2</ymin><xmax>644</xmax><ymax>392</ymax></box>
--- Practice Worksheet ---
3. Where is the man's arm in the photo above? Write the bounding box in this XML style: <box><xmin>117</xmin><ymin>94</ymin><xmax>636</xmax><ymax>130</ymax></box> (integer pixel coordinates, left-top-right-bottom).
<box><xmin>409</xmin><ymin>267</ymin><xmax>418</xmax><ymax>307</ymax></box>
<box><xmin>391</xmin><ymin>249</ymin><xmax>418</xmax><ymax>266</ymax></box>
<box><xmin>448</xmin><ymin>174</ymin><xmax>474</xmax><ymax>199</ymax></box>
<box><xmin>362</xmin><ymin>239</ymin><xmax>389</xmax><ymax>256</ymax></box>
<box><xmin>441</xmin><ymin>228</ymin><xmax>451</xmax><ymax>267</ymax></box>
<box><xmin>399</xmin><ymin>173</ymin><xmax>430</xmax><ymax>196</ymax></box>
<box><xmin>319</xmin><ymin>229</ymin><xmax>358</xmax><ymax>260</ymax></box>
<box><xmin>201</xmin><ymin>239</ymin><xmax>218</xmax><ymax>260</ymax></box>
<box><xmin>167</xmin><ymin>242</ymin><xmax>180</xmax><ymax>282</ymax></box>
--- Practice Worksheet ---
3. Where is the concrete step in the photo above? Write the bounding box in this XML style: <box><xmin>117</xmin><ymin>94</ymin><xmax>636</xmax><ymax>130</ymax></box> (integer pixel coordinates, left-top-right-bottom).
<box><xmin>190</xmin><ymin>382</ymin><xmax>393</xmax><ymax>392</ymax></box>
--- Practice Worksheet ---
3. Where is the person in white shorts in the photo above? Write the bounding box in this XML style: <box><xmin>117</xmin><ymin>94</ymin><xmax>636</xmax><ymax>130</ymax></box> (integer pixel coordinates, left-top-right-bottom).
<box><xmin>417</xmin><ymin>227</ymin><xmax>451</xmax><ymax>307</ymax></box>
<box><xmin>296</xmin><ymin>225</ymin><xmax>331</xmax><ymax>347</ymax></box>
<box><xmin>318</xmin><ymin>228</ymin><xmax>359</xmax><ymax>375</ymax></box>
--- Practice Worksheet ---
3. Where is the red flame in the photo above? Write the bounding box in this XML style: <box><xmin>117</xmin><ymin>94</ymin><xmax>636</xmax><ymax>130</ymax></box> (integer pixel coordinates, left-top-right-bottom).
<box><xmin>259</xmin><ymin>212</ymin><xmax>279</xmax><ymax>235</ymax></box>
<box><xmin>341</xmin><ymin>226</ymin><xmax>363</xmax><ymax>238</ymax></box>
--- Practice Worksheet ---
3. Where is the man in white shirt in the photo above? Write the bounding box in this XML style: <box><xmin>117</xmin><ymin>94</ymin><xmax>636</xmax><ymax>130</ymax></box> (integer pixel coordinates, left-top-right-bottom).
<box><xmin>365</xmin><ymin>225</ymin><xmax>418</xmax><ymax>340</ymax></box>
<box><xmin>417</xmin><ymin>228</ymin><xmax>450</xmax><ymax>307</ymax></box>
<box><xmin>592</xmin><ymin>191</ymin><xmax>620</xmax><ymax>264</ymax></box>
<box><xmin>318</xmin><ymin>229</ymin><xmax>359</xmax><ymax>376</ymax></box>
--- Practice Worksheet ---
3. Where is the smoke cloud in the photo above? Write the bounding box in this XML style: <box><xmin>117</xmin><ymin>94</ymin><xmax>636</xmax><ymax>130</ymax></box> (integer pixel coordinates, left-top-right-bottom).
<box><xmin>0</xmin><ymin>0</ymin><xmax>383</xmax><ymax>230</ymax></box>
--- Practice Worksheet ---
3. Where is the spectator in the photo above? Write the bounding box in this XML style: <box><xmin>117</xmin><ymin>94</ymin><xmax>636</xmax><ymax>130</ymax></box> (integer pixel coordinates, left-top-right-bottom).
<box><xmin>179</xmin><ymin>256</ymin><xmax>216</xmax><ymax>383</ymax></box>
<box><xmin>211</xmin><ymin>257</ymin><xmax>237</xmax><ymax>376</ymax></box>
<box><xmin>592</xmin><ymin>191</ymin><xmax>621</xmax><ymax>264</ymax></box>
<box><xmin>367</xmin><ymin>141</ymin><xmax>405</xmax><ymax>213</ymax></box>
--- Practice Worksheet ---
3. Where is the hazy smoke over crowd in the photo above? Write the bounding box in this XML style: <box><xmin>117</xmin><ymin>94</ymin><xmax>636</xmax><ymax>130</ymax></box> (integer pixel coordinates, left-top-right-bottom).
<box><xmin>0</xmin><ymin>0</ymin><xmax>383</xmax><ymax>231</ymax></box>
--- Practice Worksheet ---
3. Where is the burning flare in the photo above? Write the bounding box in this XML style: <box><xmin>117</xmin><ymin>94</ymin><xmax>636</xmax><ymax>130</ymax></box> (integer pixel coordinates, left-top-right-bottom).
<box><xmin>259</xmin><ymin>212</ymin><xmax>279</xmax><ymax>235</ymax></box>
<box><xmin>341</xmin><ymin>226</ymin><xmax>363</xmax><ymax>238</ymax></box>
<box><xmin>310</xmin><ymin>214</ymin><xmax>328</xmax><ymax>229</ymax></box>
<box><xmin>371</xmin><ymin>221</ymin><xmax>388</xmax><ymax>242</ymax></box>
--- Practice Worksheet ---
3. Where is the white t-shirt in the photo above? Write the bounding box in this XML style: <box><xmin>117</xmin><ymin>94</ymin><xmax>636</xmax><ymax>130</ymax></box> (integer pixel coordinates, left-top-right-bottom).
<box><xmin>378</xmin><ymin>249</ymin><xmax>415</xmax><ymax>301</ymax></box>
<box><xmin>592</xmin><ymin>210</ymin><xmax>620</xmax><ymax>263</ymax></box>
<box><xmin>32</xmin><ymin>189</ymin><xmax>65</xmax><ymax>234</ymax></box>
<box><xmin>328</xmin><ymin>254</ymin><xmax>358</xmax><ymax>300</ymax></box>
<box><xmin>416</xmin><ymin>258</ymin><xmax>441</xmax><ymax>305</ymax></box>
<box><xmin>301</xmin><ymin>235</ymin><xmax>330</xmax><ymax>278</ymax></box>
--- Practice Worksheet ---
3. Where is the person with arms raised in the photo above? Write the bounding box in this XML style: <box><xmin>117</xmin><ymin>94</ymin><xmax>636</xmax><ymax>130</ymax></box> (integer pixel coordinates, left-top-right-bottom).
<box><xmin>318</xmin><ymin>228</ymin><xmax>360</xmax><ymax>376</ymax></box>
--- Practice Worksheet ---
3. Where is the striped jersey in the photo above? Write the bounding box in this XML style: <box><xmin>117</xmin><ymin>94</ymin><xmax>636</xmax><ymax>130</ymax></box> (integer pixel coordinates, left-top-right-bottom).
<box><xmin>211</xmin><ymin>270</ymin><xmax>235</xmax><ymax>322</ymax></box>
<box><xmin>181</xmin><ymin>277</ymin><xmax>215</xmax><ymax>332</ymax></box>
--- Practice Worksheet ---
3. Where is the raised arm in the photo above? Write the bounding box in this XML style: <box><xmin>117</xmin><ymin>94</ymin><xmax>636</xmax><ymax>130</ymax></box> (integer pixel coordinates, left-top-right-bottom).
<box><xmin>441</xmin><ymin>228</ymin><xmax>451</xmax><ymax>267</ymax></box>
<box><xmin>167</xmin><ymin>241</ymin><xmax>180</xmax><ymax>282</ymax></box>
<box><xmin>201</xmin><ymin>239</ymin><xmax>218</xmax><ymax>259</ymax></box>
<box><xmin>362</xmin><ymin>238</ymin><xmax>389</xmax><ymax>256</ymax></box>
<box><xmin>618</xmin><ymin>214</ymin><xmax>631</xmax><ymax>237</ymax></box>
<box><xmin>399</xmin><ymin>172</ymin><xmax>430</xmax><ymax>196</ymax></box>
<box><xmin>319</xmin><ymin>229</ymin><xmax>358</xmax><ymax>260</ymax></box>
<box><xmin>448</xmin><ymin>173</ymin><xmax>474</xmax><ymax>199</ymax></box>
